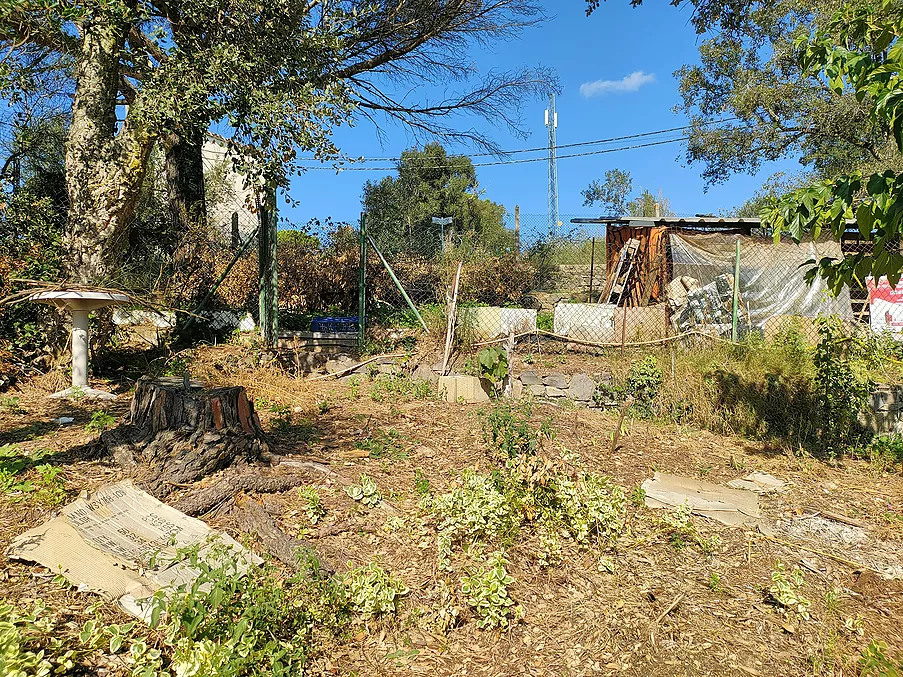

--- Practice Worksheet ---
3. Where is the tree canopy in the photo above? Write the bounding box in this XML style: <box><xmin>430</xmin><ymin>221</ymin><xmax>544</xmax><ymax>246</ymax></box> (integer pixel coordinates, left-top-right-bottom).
<box><xmin>581</xmin><ymin>168</ymin><xmax>672</xmax><ymax>217</ymax></box>
<box><xmin>764</xmin><ymin>1</ymin><xmax>903</xmax><ymax>291</ymax></box>
<box><xmin>362</xmin><ymin>142</ymin><xmax>508</xmax><ymax>256</ymax></box>
<box><xmin>1</xmin><ymin>0</ymin><xmax>550</xmax><ymax>283</ymax></box>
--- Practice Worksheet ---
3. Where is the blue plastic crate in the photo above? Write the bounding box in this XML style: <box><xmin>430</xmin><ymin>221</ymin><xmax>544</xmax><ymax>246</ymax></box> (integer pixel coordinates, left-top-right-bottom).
<box><xmin>310</xmin><ymin>316</ymin><xmax>359</xmax><ymax>333</ymax></box>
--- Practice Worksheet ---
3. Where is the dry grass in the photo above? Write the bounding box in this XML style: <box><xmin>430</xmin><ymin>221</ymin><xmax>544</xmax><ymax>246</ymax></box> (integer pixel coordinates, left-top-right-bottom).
<box><xmin>1</xmin><ymin>346</ymin><xmax>902</xmax><ymax>676</ymax></box>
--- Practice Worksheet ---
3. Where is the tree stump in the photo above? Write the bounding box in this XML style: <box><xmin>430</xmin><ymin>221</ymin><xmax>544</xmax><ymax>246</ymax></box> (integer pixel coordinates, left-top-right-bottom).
<box><xmin>103</xmin><ymin>377</ymin><xmax>269</xmax><ymax>497</ymax></box>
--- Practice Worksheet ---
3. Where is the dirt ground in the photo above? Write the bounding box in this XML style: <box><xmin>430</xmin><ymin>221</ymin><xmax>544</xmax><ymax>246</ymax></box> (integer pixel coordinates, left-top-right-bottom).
<box><xmin>2</xmin><ymin>345</ymin><xmax>902</xmax><ymax>676</ymax></box>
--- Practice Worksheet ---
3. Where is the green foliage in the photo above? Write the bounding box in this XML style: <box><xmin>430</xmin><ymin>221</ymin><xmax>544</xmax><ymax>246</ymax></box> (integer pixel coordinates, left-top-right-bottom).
<box><xmin>413</xmin><ymin>468</ymin><xmax>431</xmax><ymax>496</ymax></box>
<box><xmin>860</xmin><ymin>435</ymin><xmax>903</xmax><ymax>473</ymax></box>
<box><xmin>369</xmin><ymin>374</ymin><xmax>435</xmax><ymax>403</ymax></box>
<box><xmin>144</xmin><ymin>545</ymin><xmax>350</xmax><ymax>677</ymax></box>
<box><xmin>660</xmin><ymin>503</ymin><xmax>721</xmax><ymax>555</ymax></box>
<box><xmin>355</xmin><ymin>428</ymin><xmax>407</xmax><ymax>460</ymax></box>
<box><xmin>769</xmin><ymin>561</ymin><xmax>812</xmax><ymax>620</ymax></box>
<box><xmin>363</xmin><ymin>143</ymin><xmax>510</xmax><ymax>258</ymax></box>
<box><xmin>297</xmin><ymin>486</ymin><xmax>326</xmax><ymax>525</ymax></box>
<box><xmin>477</xmin><ymin>402</ymin><xmax>553</xmax><ymax>461</ymax></box>
<box><xmin>536</xmin><ymin>312</ymin><xmax>554</xmax><ymax>332</ymax></box>
<box><xmin>861</xmin><ymin>641</ymin><xmax>903</xmax><ymax>676</ymax></box>
<box><xmin>476</xmin><ymin>346</ymin><xmax>508</xmax><ymax>387</ymax></box>
<box><xmin>625</xmin><ymin>355</ymin><xmax>664</xmax><ymax>418</ymax></box>
<box><xmin>0</xmin><ymin>397</ymin><xmax>24</xmax><ymax>414</ymax></box>
<box><xmin>0</xmin><ymin>601</ymin><xmax>76</xmax><ymax>677</ymax></box>
<box><xmin>707</xmin><ymin>571</ymin><xmax>721</xmax><ymax>592</ymax></box>
<box><xmin>85</xmin><ymin>410</ymin><xmax>116</xmax><ymax>434</ymax></box>
<box><xmin>582</xmin><ymin>168</ymin><xmax>633</xmax><ymax>215</ymax></box>
<box><xmin>460</xmin><ymin>552</ymin><xmax>522</xmax><ymax>629</ymax></box>
<box><xmin>813</xmin><ymin>318</ymin><xmax>874</xmax><ymax>453</ymax></box>
<box><xmin>342</xmin><ymin>562</ymin><xmax>408</xmax><ymax>617</ymax></box>
<box><xmin>345</xmin><ymin>474</ymin><xmax>382</xmax><ymax>508</ymax></box>
<box><xmin>763</xmin><ymin>1</ymin><xmax>903</xmax><ymax>289</ymax></box>
<box><xmin>0</xmin><ymin>444</ymin><xmax>67</xmax><ymax>506</ymax></box>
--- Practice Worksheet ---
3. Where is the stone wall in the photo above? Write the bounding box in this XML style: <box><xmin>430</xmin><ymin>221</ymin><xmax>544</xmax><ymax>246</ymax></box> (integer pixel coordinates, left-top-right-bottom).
<box><xmin>513</xmin><ymin>370</ymin><xmax>613</xmax><ymax>408</ymax></box>
<box><xmin>861</xmin><ymin>385</ymin><xmax>903</xmax><ymax>435</ymax></box>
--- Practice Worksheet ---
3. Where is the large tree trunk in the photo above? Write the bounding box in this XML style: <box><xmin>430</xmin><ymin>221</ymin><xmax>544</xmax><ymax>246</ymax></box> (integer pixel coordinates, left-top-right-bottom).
<box><xmin>65</xmin><ymin>13</ymin><xmax>155</xmax><ymax>285</ymax></box>
<box><xmin>163</xmin><ymin>128</ymin><xmax>207</xmax><ymax>234</ymax></box>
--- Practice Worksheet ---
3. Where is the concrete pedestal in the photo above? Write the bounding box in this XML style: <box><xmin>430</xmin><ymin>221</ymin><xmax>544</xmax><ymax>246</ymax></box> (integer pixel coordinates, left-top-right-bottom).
<box><xmin>30</xmin><ymin>290</ymin><xmax>129</xmax><ymax>400</ymax></box>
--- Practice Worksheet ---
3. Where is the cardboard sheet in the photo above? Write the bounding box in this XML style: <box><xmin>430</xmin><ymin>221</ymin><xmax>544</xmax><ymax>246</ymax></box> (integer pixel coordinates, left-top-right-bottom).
<box><xmin>641</xmin><ymin>472</ymin><xmax>762</xmax><ymax>527</ymax></box>
<box><xmin>6</xmin><ymin>481</ymin><xmax>261</xmax><ymax>618</ymax></box>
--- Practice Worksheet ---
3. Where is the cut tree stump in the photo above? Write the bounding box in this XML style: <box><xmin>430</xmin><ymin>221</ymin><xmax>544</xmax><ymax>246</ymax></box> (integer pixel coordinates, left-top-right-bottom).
<box><xmin>102</xmin><ymin>377</ymin><xmax>269</xmax><ymax>497</ymax></box>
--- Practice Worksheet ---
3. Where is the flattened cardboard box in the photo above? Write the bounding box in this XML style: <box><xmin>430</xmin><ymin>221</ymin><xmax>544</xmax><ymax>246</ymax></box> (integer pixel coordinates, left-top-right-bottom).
<box><xmin>7</xmin><ymin>480</ymin><xmax>261</xmax><ymax>619</ymax></box>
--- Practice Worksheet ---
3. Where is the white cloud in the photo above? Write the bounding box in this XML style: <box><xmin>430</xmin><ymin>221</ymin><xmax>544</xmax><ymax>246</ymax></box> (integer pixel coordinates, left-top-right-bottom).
<box><xmin>579</xmin><ymin>71</ymin><xmax>656</xmax><ymax>97</ymax></box>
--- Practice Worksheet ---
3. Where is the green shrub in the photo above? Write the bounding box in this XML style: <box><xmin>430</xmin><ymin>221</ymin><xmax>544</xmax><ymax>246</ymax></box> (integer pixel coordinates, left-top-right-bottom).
<box><xmin>342</xmin><ymin>562</ymin><xmax>408</xmax><ymax>617</ymax></box>
<box><xmin>476</xmin><ymin>346</ymin><xmax>508</xmax><ymax>390</ymax></box>
<box><xmin>625</xmin><ymin>355</ymin><xmax>664</xmax><ymax>418</ymax></box>
<box><xmin>345</xmin><ymin>474</ymin><xmax>382</xmax><ymax>507</ymax></box>
<box><xmin>460</xmin><ymin>552</ymin><xmax>522</xmax><ymax>629</ymax></box>
<box><xmin>477</xmin><ymin>402</ymin><xmax>552</xmax><ymax>461</ymax></box>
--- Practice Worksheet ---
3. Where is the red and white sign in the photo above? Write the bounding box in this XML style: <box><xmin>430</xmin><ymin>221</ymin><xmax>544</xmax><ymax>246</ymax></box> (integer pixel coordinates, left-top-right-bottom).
<box><xmin>866</xmin><ymin>276</ymin><xmax>903</xmax><ymax>338</ymax></box>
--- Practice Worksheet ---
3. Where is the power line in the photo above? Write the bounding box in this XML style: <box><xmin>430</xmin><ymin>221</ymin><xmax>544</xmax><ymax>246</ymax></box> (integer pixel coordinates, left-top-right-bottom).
<box><xmin>292</xmin><ymin>117</ymin><xmax>740</xmax><ymax>164</ymax></box>
<box><xmin>297</xmin><ymin>136</ymin><xmax>689</xmax><ymax>171</ymax></box>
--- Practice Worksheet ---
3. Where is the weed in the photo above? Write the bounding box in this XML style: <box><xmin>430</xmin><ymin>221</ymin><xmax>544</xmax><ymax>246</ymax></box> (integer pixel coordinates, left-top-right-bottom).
<box><xmin>629</xmin><ymin>484</ymin><xmax>646</xmax><ymax>507</ymax></box>
<box><xmin>537</xmin><ymin>527</ymin><xmax>562</xmax><ymax>568</ymax></box>
<box><xmin>298</xmin><ymin>486</ymin><xmax>326</xmax><ymax>525</ymax></box>
<box><xmin>347</xmin><ymin>376</ymin><xmax>361</xmax><ymax>399</ymax></box>
<box><xmin>661</xmin><ymin>503</ymin><xmax>721</xmax><ymax>554</ymax></box>
<box><xmin>460</xmin><ymin>552</ymin><xmax>522</xmax><ymax>630</ymax></box>
<box><xmin>477</xmin><ymin>401</ymin><xmax>553</xmax><ymax>461</ymax></box>
<box><xmin>0</xmin><ymin>444</ymin><xmax>67</xmax><ymax>506</ymax></box>
<box><xmin>342</xmin><ymin>561</ymin><xmax>408</xmax><ymax>617</ymax></box>
<box><xmin>370</xmin><ymin>374</ymin><xmax>434</xmax><ymax>403</ymax></box>
<box><xmin>696</xmin><ymin>463</ymin><xmax>712</xmax><ymax>477</ymax></box>
<box><xmin>356</xmin><ymin>428</ymin><xmax>407</xmax><ymax>460</ymax></box>
<box><xmin>707</xmin><ymin>571</ymin><xmax>721</xmax><ymax>592</ymax></box>
<box><xmin>768</xmin><ymin>561</ymin><xmax>811</xmax><ymax>620</ymax></box>
<box><xmin>413</xmin><ymin>468</ymin><xmax>431</xmax><ymax>496</ymax></box>
<box><xmin>536</xmin><ymin>311</ymin><xmax>554</xmax><ymax>332</ymax></box>
<box><xmin>345</xmin><ymin>473</ymin><xmax>382</xmax><ymax>507</ymax></box>
<box><xmin>85</xmin><ymin>410</ymin><xmax>116</xmax><ymax>433</ymax></box>
<box><xmin>860</xmin><ymin>641</ymin><xmax>902</xmax><ymax>675</ymax></box>
<box><xmin>0</xmin><ymin>396</ymin><xmax>24</xmax><ymax>414</ymax></box>
<box><xmin>316</xmin><ymin>397</ymin><xmax>332</xmax><ymax>415</ymax></box>
<box><xmin>268</xmin><ymin>403</ymin><xmax>294</xmax><ymax>431</ymax></box>
<box><xmin>859</xmin><ymin>435</ymin><xmax>903</xmax><ymax>473</ymax></box>
<box><xmin>625</xmin><ymin>355</ymin><xmax>664</xmax><ymax>418</ymax></box>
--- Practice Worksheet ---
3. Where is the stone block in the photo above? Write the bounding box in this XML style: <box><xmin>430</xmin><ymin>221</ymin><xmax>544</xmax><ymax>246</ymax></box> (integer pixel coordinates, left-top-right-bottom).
<box><xmin>512</xmin><ymin>379</ymin><xmax>524</xmax><ymax>399</ymax></box>
<box><xmin>412</xmin><ymin>363</ymin><xmax>438</xmax><ymax>385</ymax></box>
<box><xmin>543</xmin><ymin>372</ymin><xmax>569</xmax><ymax>388</ymax></box>
<box><xmin>378</xmin><ymin>362</ymin><xmax>401</xmax><ymax>375</ymax></box>
<box><xmin>520</xmin><ymin>370</ymin><xmax>542</xmax><ymax>386</ymax></box>
<box><xmin>569</xmin><ymin>373</ymin><xmax>595</xmax><ymax>401</ymax></box>
<box><xmin>526</xmin><ymin>384</ymin><xmax>546</xmax><ymax>397</ymax></box>
<box><xmin>438</xmin><ymin>375</ymin><xmax>491</xmax><ymax>403</ymax></box>
<box><xmin>545</xmin><ymin>386</ymin><xmax>567</xmax><ymax>397</ymax></box>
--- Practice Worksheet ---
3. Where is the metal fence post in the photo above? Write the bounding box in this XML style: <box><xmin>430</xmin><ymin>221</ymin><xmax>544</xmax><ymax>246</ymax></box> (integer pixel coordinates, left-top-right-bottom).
<box><xmin>258</xmin><ymin>184</ymin><xmax>278</xmax><ymax>347</ymax></box>
<box><xmin>731</xmin><ymin>239</ymin><xmax>741</xmax><ymax>342</ymax></box>
<box><xmin>359</xmin><ymin>212</ymin><xmax>367</xmax><ymax>351</ymax></box>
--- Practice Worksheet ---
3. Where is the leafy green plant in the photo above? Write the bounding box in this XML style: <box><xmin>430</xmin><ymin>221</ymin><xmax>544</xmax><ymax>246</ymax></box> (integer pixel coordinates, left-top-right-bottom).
<box><xmin>813</xmin><ymin>318</ymin><xmax>874</xmax><ymax>454</ymax></box>
<box><xmin>860</xmin><ymin>434</ymin><xmax>903</xmax><ymax>473</ymax></box>
<box><xmin>370</xmin><ymin>374</ymin><xmax>435</xmax><ymax>403</ymax></box>
<box><xmin>660</xmin><ymin>503</ymin><xmax>721</xmax><ymax>555</ymax></box>
<box><xmin>0</xmin><ymin>396</ymin><xmax>24</xmax><ymax>414</ymax></box>
<box><xmin>708</xmin><ymin>571</ymin><xmax>721</xmax><ymax>592</ymax></box>
<box><xmin>860</xmin><ymin>641</ymin><xmax>902</xmax><ymax>676</ymax></box>
<box><xmin>0</xmin><ymin>445</ymin><xmax>67</xmax><ymax>506</ymax></box>
<box><xmin>345</xmin><ymin>474</ymin><xmax>382</xmax><ymax>507</ymax></box>
<box><xmin>768</xmin><ymin>561</ymin><xmax>811</xmax><ymax>620</ymax></box>
<box><xmin>347</xmin><ymin>376</ymin><xmax>362</xmax><ymax>399</ymax></box>
<box><xmin>460</xmin><ymin>552</ymin><xmax>522</xmax><ymax>630</ymax></box>
<box><xmin>536</xmin><ymin>311</ymin><xmax>554</xmax><ymax>332</ymax></box>
<box><xmin>477</xmin><ymin>402</ymin><xmax>552</xmax><ymax>461</ymax></box>
<box><xmin>298</xmin><ymin>486</ymin><xmax>326</xmax><ymax>525</ymax></box>
<box><xmin>342</xmin><ymin>561</ymin><xmax>408</xmax><ymax>617</ymax></box>
<box><xmin>413</xmin><ymin>468</ymin><xmax>431</xmax><ymax>496</ymax></box>
<box><xmin>356</xmin><ymin>428</ymin><xmax>407</xmax><ymax>460</ymax></box>
<box><xmin>476</xmin><ymin>346</ymin><xmax>508</xmax><ymax>390</ymax></box>
<box><xmin>624</xmin><ymin>355</ymin><xmax>664</xmax><ymax>418</ymax></box>
<box><xmin>85</xmin><ymin>410</ymin><xmax>116</xmax><ymax>433</ymax></box>
<box><xmin>316</xmin><ymin>397</ymin><xmax>332</xmax><ymax>415</ymax></box>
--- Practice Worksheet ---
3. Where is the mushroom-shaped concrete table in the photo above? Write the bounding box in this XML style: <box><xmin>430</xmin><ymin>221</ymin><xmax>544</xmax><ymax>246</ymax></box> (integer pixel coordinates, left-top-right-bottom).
<box><xmin>30</xmin><ymin>290</ymin><xmax>129</xmax><ymax>400</ymax></box>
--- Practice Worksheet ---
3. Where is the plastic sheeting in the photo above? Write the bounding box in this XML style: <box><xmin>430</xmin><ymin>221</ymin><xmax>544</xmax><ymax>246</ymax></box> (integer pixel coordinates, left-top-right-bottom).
<box><xmin>669</xmin><ymin>232</ymin><xmax>853</xmax><ymax>333</ymax></box>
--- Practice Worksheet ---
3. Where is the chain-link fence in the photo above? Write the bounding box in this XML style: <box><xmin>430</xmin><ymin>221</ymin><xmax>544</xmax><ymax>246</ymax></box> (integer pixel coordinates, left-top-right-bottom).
<box><xmin>358</xmin><ymin>211</ymin><xmax>877</xmax><ymax>349</ymax></box>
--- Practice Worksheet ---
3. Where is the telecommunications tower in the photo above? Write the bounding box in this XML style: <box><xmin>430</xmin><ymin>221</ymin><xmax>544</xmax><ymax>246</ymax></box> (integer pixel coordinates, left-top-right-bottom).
<box><xmin>545</xmin><ymin>92</ymin><xmax>560</xmax><ymax>237</ymax></box>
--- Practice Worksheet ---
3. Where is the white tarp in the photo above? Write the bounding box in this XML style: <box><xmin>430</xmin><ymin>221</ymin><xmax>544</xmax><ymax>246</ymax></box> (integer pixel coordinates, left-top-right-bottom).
<box><xmin>669</xmin><ymin>233</ymin><xmax>853</xmax><ymax>331</ymax></box>
<box><xmin>6</xmin><ymin>481</ymin><xmax>261</xmax><ymax>619</ymax></box>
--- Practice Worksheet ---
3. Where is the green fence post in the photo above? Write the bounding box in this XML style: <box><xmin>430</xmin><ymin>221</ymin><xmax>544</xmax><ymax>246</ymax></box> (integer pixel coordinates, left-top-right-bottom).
<box><xmin>731</xmin><ymin>239</ymin><xmax>741</xmax><ymax>342</ymax></box>
<box><xmin>367</xmin><ymin>234</ymin><xmax>428</xmax><ymax>332</ymax></box>
<box><xmin>359</xmin><ymin>213</ymin><xmax>367</xmax><ymax>352</ymax></box>
<box><xmin>258</xmin><ymin>184</ymin><xmax>278</xmax><ymax>347</ymax></box>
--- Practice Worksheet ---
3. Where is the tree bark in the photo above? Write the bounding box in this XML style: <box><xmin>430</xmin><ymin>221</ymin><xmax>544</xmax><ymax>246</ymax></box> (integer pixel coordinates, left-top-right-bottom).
<box><xmin>65</xmin><ymin>11</ymin><xmax>155</xmax><ymax>284</ymax></box>
<box><xmin>163</xmin><ymin>128</ymin><xmax>207</xmax><ymax>235</ymax></box>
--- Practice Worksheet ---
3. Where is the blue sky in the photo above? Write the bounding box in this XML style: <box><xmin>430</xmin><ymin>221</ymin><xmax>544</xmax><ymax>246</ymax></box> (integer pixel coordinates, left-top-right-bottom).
<box><xmin>282</xmin><ymin>1</ymin><xmax>798</xmax><ymax>229</ymax></box>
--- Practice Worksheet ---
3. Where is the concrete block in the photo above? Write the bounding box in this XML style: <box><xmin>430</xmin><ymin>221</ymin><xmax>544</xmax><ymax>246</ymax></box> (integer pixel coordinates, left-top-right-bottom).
<box><xmin>520</xmin><ymin>370</ymin><xmax>542</xmax><ymax>386</ymax></box>
<box><xmin>543</xmin><ymin>372</ymin><xmax>569</xmax><ymax>388</ymax></box>
<box><xmin>569</xmin><ymin>373</ymin><xmax>595</xmax><ymax>401</ymax></box>
<box><xmin>438</xmin><ymin>375</ymin><xmax>490</xmax><ymax>403</ymax></box>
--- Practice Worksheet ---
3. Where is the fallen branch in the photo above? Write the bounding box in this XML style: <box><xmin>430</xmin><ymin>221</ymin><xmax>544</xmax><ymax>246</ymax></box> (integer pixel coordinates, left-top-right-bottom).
<box><xmin>654</xmin><ymin>593</ymin><xmax>685</xmax><ymax>625</ymax></box>
<box><xmin>307</xmin><ymin>353</ymin><xmax>407</xmax><ymax>381</ymax></box>
<box><xmin>171</xmin><ymin>468</ymin><xmax>316</xmax><ymax>516</ymax></box>
<box><xmin>762</xmin><ymin>535</ymin><xmax>880</xmax><ymax>573</ymax></box>
<box><xmin>803</xmin><ymin>507</ymin><xmax>866</xmax><ymax>529</ymax></box>
<box><xmin>310</xmin><ymin>518</ymin><xmax>378</xmax><ymax>539</ymax></box>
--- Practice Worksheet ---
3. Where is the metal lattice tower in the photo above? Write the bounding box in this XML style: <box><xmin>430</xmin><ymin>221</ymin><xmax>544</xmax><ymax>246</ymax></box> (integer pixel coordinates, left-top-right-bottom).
<box><xmin>545</xmin><ymin>92</ymin><xmax>560</xmax><ymax>237</ymax></box>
